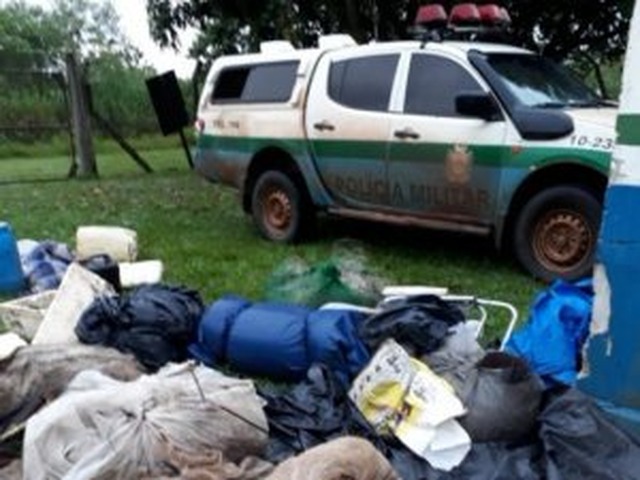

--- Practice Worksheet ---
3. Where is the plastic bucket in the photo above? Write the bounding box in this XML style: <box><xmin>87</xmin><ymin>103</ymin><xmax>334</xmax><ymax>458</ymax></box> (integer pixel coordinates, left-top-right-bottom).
<box><xmin>0</xmin><ymin>222</ymin><xmax>24</xmax><ymax>294</ymax></box>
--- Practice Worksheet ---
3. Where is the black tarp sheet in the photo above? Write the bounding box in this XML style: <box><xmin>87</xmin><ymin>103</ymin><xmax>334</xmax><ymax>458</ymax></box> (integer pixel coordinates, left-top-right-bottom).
<box><xmin>260</xmin><ymin>365</ymin><xmax>640</xmax><ymax>480</ymax></box>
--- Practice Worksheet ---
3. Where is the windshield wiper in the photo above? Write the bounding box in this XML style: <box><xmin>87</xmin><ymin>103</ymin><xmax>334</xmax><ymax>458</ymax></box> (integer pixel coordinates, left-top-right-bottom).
<box><xmin>533</xmin><ymin>99</ymin><xmax>615</xmax><ymax>109</ymax></box>
<box><xmin>532</xmin><ymin>101</ymin><xmax>566</xmax><ymax>109</ymax></box>
<box><xmin>565</xmin><ymin>99</ymin><xmax>616</xmax><ymax>108</ymax></box>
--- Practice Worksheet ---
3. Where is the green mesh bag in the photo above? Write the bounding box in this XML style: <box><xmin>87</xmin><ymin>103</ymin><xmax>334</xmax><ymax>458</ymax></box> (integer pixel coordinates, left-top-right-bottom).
<box><xmin>265</xmin><ymin>256</ymin><xmax>381</xmax><ymax>308</ymax></box>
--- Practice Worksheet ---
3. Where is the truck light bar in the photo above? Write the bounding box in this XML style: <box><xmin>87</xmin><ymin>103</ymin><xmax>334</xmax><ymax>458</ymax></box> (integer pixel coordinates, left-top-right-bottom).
<box><xmin>414</xmin><ymin>3</ymin><xmax>512</xmax><ymax>31</ymax></box>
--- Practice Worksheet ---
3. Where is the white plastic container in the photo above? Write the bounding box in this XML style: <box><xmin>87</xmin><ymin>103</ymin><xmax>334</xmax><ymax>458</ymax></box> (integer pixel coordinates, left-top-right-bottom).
<box><xmin>118</xmin><ymin>260</ymin><xmax>163</xmax><ymax>288</ymax></box>
<box><xmin>76</xmin><ymin>226</ymin><xmax>138</xmax><ymax>262</ymax></box>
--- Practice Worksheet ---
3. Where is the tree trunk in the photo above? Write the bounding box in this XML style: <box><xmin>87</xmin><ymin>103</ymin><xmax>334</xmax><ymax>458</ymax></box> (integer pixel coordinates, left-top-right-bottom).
<box><xmin>581</xmin><ymin>53</ymin><xmax>609</xmax><ymax>99</ymax></box>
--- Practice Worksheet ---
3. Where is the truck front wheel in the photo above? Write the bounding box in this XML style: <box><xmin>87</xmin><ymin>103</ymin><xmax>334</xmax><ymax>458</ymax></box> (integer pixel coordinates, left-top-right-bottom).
<box><xmin>513</xmin><ymin>185</ymin><xmax>602</xmax><ymax>282</ymax></box>
<box><xmin>251</xmin><ymin>170</ymin><xmax>313</xmax><ymax>243</ymax></box>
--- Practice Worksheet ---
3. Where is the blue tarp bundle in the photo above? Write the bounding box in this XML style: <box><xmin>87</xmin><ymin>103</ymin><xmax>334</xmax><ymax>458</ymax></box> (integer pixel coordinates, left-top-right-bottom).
<box><xmin>189</xmin><ymin>295</ymin><xmax>370</xmax><ymax>382</ymax></box>
<box><xmin>506</xmin><ymin>278</ymin><xmax>594</xmax><ymax>386</ymax></box>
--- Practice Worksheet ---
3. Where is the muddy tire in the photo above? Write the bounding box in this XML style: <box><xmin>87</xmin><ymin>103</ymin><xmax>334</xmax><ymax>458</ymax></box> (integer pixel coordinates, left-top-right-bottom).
<box><xmin>513</xmin><ymin>185</ymin><xmax>601</xmax><ymax>282</ymax></box>
<box><xmin>251</xmin><ymin>170</ymin><xmax>313</xmax><ymax>243</ymax></box>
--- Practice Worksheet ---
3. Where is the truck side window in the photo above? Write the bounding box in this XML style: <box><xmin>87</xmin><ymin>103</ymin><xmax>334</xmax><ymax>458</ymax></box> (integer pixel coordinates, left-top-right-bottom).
<box><xmin>328</xmin><ymin>54</ymin><xmax>399</xmax><ymax>112</ymax></box>
<box><xmin>212</xmin><ymin>67</ymin><xmax>250</xmax><ymax>101</ymax></box>
<box><xmin>211</xmin><ymin>61</ymin><xmax>299</xmax><ymax>103</ymax></box>
<box><xmin>405</xmin><ymin>55</ymin><xmax>483</xmax><ymax>117</ymax></box>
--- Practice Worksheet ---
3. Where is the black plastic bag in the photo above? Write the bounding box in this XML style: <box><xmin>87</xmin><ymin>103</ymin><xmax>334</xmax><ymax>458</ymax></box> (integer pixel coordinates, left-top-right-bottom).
<box><xmin>358</xmin><ymin>295</ymin><xmax>465</xmax><ymax>356</ymax></box>
<box><xmin>79</xmin><ymin>254</ymin><xmax>121</xmax><ymax>291</ymax></box>
<box><xmin>260</xmin><ymin>364</ymin><xmax>440</xmax><ymax>479</ymax></box>
<box><xmin>76</xmin><ymin>284</ymin><xmax>203</xmax><ymax>370</ymax></box>
<box><xmin>540</xmin><ymin>388</ymin><xmax>640</xmax><ymax>480</ymax></box>
<box><xmin>261</xmin><ymin>364</ymin><xmax>541</xmax><ymax>479</ymax></box>
<box><xmin>261</xmin><ymin>364</ymin><xmax>640</xmax><ymax>480</ymax></box>
<box><xmin>260</xmin><ymin>365</ymin><xmax>380</xmax><ymax>460</ymax></box>
<box><xmin>458</xmin><ymin>352</ymin><xmax>543</xmax><ymax>443</ymax></box>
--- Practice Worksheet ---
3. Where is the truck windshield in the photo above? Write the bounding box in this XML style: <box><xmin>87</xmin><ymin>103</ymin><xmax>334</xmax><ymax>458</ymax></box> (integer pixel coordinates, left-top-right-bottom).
<box><xmin>485</xmin><ymin>53</ymin><xmax>603</xmax><ymax>109</ymax></box>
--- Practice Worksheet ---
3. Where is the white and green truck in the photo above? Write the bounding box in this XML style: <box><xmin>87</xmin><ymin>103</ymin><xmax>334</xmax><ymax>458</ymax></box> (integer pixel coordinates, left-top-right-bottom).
<box><xmin>194</xmin><ymin>25</ymin><xmax>615</xmax><ymax>282</ymax></box>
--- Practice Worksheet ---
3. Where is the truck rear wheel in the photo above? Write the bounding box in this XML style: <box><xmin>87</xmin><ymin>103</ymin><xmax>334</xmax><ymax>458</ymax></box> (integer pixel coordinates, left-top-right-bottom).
<box><xmin>251</xmin><ymin>170</ymin><xmax>313</xmax><ymax>243</ymax></box>
<box><xmin>513</xmin><ymin>185</ymin><xmax>601</xmax><ymax>282</ymax></box>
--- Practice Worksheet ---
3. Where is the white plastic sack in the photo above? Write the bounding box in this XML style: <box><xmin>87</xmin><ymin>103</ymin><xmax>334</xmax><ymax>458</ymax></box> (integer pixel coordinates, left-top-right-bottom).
<box><xmin>0</xmin><ymin>290</ymin><xmax>56</xmax><ymax>341</ymax></box>
<box><xmin>76</xmin><ymin>226</ymin><xmax>138</xmax><ymax>262</ymax></box>
<box><xmin>0</xmin><ymin>332</ymin><xmax>26</xmax><ymax>361</ymax></box>
<box><xmin>0</xmin><ymin>344</ymin><xmax>143</xmax><ymax>438</ymax></box>
<box><xmin>31</xmin><ymin>264</ymin><xmax>114</xmax><ymax>345</ymax></box>
<box><xmin>23</xmin><ymin>363</ymin><xmax>269</xmax><ymax>480</ymax></box>
<box><xmin>0</xmin><ymin>460</ymin><xmax>21</xmax><ymax>480</ymax></box>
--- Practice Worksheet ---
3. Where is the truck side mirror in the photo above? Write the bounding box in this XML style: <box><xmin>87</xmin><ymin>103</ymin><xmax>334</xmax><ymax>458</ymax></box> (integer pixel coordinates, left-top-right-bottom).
<box><xmin>455</xmin><ymin>92</ymin><xmax>502</xmax><ymax>121</ymax></box>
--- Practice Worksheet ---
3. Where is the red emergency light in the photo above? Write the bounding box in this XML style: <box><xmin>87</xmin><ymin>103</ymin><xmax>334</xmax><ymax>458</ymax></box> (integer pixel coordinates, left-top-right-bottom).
<box><xmin>415</xmin><ymin>4</ymin><xmax>448</xmax><ymax>29</ymax></box>
<box><xmin>478</xmin><ymin>4</ymin><xmax>512</xmax><ymax>27</ymax></box>
<box><xmin>449</xmin><ymin>3</ymin><xmax>481</xmax><ymax>26</ymax></box>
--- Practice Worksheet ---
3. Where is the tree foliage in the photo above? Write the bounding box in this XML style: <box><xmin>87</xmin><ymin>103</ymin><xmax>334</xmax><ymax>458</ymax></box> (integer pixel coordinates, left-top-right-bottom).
<box><xmin>498</xmin><ymin>0</ymin><xmax>631</xmax><ymax>98</ymax></box>
<box><xmin>0</xmin><ymin>2</ymin><xmax>65</xmax><ymax>70</ymax></box>
<box><xmin>51</xmin><ymin>0</ymin><xmax>141</xmax><ymax>65</ymax></box>
<box><xmin>147</xmin><ymin>0</ymin><xmax>631</xmax><ymax>96</ymax></box>
<box><xmin>0</xmin><ymin>0</ymin><xmax>141</xmax><ymax>69</ymax></box>
<box><xmin>501</xmin><ymin>1</ymin><xmax>630</xmax><ymax>62</ymax></box>
<box><xmin>0</xmin><ymin>0</ymin><xmax>157</xmax><ymax>140</ymax></box>
<box><xmin>147</xmin><ymin>0</ymin><xmax>422</xmax><ymax>61</ymax></box>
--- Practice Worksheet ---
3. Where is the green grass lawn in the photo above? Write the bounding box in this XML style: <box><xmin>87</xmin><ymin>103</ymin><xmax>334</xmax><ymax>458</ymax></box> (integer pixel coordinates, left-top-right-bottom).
<box><xmin>0</xmin><ymin>147</ymin><xmax>543</xmax><ymax>341</ymax></box>
<box><xmin>0</xmin><ymin>144</ymin><xmax>186</xmax><ymax>182</ymax></box>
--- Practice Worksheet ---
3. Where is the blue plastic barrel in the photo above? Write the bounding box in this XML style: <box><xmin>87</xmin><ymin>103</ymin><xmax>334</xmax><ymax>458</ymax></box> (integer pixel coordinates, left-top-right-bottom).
<box><xmin>0</xmin><ymin>222</ymin><xmax>25</xmax><ymax>294</ymax></box>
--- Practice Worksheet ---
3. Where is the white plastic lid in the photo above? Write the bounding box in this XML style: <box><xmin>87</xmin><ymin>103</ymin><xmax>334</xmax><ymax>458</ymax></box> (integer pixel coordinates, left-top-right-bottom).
<box><xmin>382</xmin><ymin>285</ymin><xmax>450</xmax><ymax>297</ymax></box>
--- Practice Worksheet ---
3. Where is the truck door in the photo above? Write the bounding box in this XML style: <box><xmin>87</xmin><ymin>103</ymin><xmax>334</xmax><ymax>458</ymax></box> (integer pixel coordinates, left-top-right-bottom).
<box><xmin>305</xmin><ymin>50</ymin><xmax>400</xmax><ymax>209</ymax></box>
<box><xmin>387</xmin><ymin>52</ymin><xmax>508</xmax><ymax>225</ymax></box>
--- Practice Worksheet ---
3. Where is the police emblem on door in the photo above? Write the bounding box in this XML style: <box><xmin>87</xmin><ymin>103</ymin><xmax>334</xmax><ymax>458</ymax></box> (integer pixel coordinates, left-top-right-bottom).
<box><xmin>445</xmin><ymin>144</ymin><xmax>473</xmax><ymax>185</ymax></box>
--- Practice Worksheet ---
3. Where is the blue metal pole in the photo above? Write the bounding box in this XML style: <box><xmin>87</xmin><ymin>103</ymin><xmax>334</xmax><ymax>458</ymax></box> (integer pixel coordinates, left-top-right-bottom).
<box><xmin>578</xmin><ymin>0</ymin><xmax>640</xmax><ymax>438</ymax></box>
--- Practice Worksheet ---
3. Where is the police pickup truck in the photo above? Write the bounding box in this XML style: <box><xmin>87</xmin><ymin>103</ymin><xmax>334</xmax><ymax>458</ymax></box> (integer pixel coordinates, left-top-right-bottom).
<box><xmin>194</xmin><ymin>4</ymin><xmax>615</xmax><ymax>281</ymax></box>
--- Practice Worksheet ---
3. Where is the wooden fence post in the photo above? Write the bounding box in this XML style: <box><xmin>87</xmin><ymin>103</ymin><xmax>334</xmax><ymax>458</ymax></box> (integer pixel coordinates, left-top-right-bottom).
<box><xmin>66</xmin><ymin>53</ymin><xmax>97</xmax><ymax>177</ymax></box>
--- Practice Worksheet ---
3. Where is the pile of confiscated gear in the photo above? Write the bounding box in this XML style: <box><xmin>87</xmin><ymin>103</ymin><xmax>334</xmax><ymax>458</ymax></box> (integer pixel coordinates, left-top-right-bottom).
<box><xmin>0</xmin><ymin>224</ymin><xmax>638</xmax><ymax>480</ymax></box>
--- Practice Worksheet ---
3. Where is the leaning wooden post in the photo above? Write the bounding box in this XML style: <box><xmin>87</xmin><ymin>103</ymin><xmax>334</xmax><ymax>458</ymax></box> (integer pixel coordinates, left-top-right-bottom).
<box><xmin>65</xmin><ymin>52</ymin><xmax>97</xmax><ymax>178</ymax></box>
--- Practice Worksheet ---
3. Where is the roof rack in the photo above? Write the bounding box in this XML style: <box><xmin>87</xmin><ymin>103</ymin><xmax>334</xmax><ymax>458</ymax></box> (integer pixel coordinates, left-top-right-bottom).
<box><xmin>318</xmin><ymin>34</ymin><xmax>357</xmax><ymax>50</ymax></box>
<box><xmin>259</xmin><ymin>40</ymin><xmax>295</xmax><ymax>54</ymax></box>
<box><xmin>258</xmin><ymin>34</ymin><xmax>357</xmax><ymax>54</ymax></box>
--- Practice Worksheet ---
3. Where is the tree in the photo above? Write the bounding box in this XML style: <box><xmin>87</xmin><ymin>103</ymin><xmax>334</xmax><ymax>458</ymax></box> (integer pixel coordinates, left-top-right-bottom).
<box><xmin>492</xmin><ymin>0</ymin><xmax>630</xmax><ymax>98</ymax></box>
<box><xmin>147</xmin><ymin>0</ymin><xmax>630</xmax><ymax>97</ymax></box>
<box><xmin>147</xmin><ymin>0</ymin><xmax>420</xmax><ymax>58</ymax></box>
<box><xmin>0</xmin><ymin>0</ymin><xmax>154</xmax><ymax>177</ymax></box>
<box><xmin>51</xmin><ymin>0</ymin><xmax>141</xmax><ymax>65</ymax></box>
<box><xmin>0</xmin><ymin>0</ymin><xmax>155</xmax><ymax>133</ymax></box>
<box><xmin>87</xmin><ymin>52</ymin><xmax>158</xmax><ymax>135</ymax></box>
<box><xmin>0</xmin><ymin>2</ymin><xmax>66</xmax><ymax>70</ymax></box>
<box><xmin>0</xmin><ymin>0</ymin><xmax>141</xmax><ymax>69</ymax></box>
